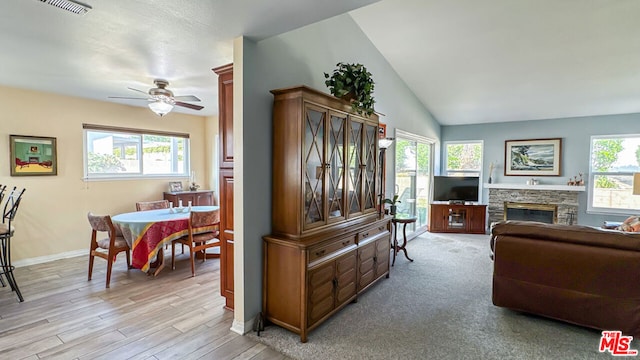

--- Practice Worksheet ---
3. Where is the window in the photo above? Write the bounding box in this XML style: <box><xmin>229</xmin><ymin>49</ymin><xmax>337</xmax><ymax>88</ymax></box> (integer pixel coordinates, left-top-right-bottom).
<box><xmin>83</xmin><ymin>124</ymin><xmax>189</xmax><ymax>179</ymax></box>
<box><xmin>589</xmin><ymin>135</ymin><xmax>640</xmax><ymax>214</ymax></box>
<box><xmin>394</xmin><ymin>130</ymin><xmax>434</xmax><ymax>233</ymax></box>
<box><xmin>444</xmin><ymin>141</ymin><xmax>483</xmax><ymax>177</ymax></box>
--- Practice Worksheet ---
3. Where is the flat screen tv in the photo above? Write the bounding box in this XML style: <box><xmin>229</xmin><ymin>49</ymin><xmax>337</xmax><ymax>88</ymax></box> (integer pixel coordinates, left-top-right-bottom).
<box><xmin>433</xmin><ymin>176</ymin><xmax>479</xmax><ymax>203</ymax></box>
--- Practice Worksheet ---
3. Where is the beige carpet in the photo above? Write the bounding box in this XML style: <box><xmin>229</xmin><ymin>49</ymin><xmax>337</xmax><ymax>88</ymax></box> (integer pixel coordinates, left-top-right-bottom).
<box><xmin>247</xmin><ymin>232</ymin><xmax>611</xmax><ymax>359</ymax></box>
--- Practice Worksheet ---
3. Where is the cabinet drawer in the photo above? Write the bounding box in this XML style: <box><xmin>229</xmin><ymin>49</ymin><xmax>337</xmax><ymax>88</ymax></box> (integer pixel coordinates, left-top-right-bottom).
<box><xmin>358</xmin><ymin>223</ymin><xmax>389</xmax><ymax>243</ymax></box>
<box><xmin>308</xmin><ymin>236</ymin><xmax>356</xmax><ymax>263</ymax></box>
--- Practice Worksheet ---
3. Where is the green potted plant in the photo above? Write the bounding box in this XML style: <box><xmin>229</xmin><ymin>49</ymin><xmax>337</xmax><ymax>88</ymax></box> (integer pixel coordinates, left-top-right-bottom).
<box><xmin>383</xmin><ymin>195</ymin><xmax>401</xmax><ymax>216</ymax></box>
<box><xmin>324</xmin><ymin>62</ymin><xmax>376</xmax><ymax>116</ymax></box>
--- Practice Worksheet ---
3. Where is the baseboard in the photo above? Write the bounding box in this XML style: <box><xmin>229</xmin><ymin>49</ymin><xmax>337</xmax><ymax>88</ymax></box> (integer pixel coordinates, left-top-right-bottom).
<box><xmin>13</xmin><ymin>249</ymin><xmax>86</xmax><ymax>268</ymax></box>
<box><xmin>231</xmin><ymin>317</ymin><xmax>254</xmax><ymax>335</ymax></box>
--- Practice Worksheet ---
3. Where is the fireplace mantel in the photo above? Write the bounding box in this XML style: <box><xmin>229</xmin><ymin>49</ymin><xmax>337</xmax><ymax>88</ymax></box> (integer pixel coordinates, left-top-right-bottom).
<box><xmin>484</xmin><ymin>183</ymin><xmax>585</xmax><ymax>192</ymax></box>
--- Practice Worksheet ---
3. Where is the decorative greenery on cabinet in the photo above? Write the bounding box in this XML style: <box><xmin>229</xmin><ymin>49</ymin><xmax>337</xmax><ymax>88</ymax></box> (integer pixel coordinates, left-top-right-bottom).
<box><xmin>324</xmin><ymin>62</ymin><xmax>375</xmax><ymax>116</ymax></box>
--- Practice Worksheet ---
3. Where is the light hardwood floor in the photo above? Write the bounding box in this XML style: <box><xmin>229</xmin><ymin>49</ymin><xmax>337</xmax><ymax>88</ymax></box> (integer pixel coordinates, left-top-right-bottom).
<box><xmin>0</xmin><ymin>250</ymin><xmax>286</xmax><ymax>360</ymax></box>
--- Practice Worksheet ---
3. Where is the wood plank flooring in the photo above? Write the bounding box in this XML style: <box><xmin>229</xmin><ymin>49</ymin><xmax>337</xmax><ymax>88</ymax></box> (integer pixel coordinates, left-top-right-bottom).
<box><xmin>0</xmin><ymin>251</ymin><xmax>286</xmax><ymax>360</ymax></box>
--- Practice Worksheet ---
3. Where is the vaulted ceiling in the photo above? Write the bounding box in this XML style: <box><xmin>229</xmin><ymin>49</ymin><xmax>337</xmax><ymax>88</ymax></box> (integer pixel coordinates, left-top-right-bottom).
<box><xmin>2</xmin><ymin>0</ymin><xmax>639</xmax><ymax>125</ymax></box>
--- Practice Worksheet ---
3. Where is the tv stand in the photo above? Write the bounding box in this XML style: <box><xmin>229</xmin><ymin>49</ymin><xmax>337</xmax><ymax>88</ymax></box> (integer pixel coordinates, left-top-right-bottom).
<box><xmin>429</xmin><ymin>203</ymin><xmax>487</xmax><ymax>234</ymax></box>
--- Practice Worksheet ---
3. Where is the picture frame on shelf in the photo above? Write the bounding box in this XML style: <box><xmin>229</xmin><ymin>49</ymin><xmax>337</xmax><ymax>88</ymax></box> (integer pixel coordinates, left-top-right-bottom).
<box><xmin>504</xmin><ymin>138</ymin><xmax>562</xmax><ymax>176</ymax></box>
<box><xmin>378</xmin><ymin>123</ymin><xmax>386</xmax><ymax>139</ymax></box>
<box><xmin>9</xmin><ymin>134</ymin><xmax>57</xmax><ymax>176</ymax></box>
<box><xmin>169</xmin><ymin>181</ymin><xmax>183</xmax><ymax>192</ymax></box>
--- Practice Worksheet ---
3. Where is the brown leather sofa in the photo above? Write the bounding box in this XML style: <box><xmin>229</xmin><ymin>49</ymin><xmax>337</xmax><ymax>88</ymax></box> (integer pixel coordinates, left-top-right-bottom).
<box><xmin>490</xmin><ymin>220</ymin><xmax>640</xmax><ymax>336</ymax></box>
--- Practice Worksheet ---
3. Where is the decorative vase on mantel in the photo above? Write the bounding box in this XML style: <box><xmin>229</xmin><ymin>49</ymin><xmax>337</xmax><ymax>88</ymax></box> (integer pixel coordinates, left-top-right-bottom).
<box><xmin>488</xmin><ymin>176</ymin><xmax>492</xmax><ymax>184</ymax></box>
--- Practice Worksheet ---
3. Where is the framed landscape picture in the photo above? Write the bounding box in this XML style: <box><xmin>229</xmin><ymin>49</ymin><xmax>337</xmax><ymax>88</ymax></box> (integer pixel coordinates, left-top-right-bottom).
<box><xmin>10</xmin><ymin>135</ymin><xmax>57</xmax><ymax>176</ymax></box>
<box><xmin>504</xmin><ymin>138</ymin><xmax>562</xmax><ymax>176</ymax></box>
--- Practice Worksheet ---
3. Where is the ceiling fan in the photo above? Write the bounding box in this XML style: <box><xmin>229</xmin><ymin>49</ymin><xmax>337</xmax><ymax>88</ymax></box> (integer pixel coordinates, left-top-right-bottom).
<box><xmin>109</xmin><ymin>79</ymin><xmax>203</xmax><ymax>116</ymax></box>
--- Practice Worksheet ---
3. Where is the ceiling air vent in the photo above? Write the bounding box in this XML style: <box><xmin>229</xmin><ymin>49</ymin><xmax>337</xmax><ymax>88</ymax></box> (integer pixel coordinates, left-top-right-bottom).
<box><xmin>38</xmin><ymin>0</ymin><xmax>92</xmax><ymax>15</ymax></box>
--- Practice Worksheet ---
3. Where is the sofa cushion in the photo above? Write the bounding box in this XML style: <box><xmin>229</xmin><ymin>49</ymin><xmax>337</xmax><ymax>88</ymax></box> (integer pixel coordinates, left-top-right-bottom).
<box><xmin>491</xmin><ymin>220</ymin><xmax>640</xmax><ymax>252</ymax></box>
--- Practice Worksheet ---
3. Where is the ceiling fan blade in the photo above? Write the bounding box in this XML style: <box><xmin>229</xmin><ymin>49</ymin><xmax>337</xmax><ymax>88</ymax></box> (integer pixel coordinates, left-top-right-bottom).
<box><xmin>173</xmin><ymin>95</ymin><xmax>201</xmax><ymax>102</ymax></box>
<box><xmin>128</xmin><ymin>87</ymin><xmax>150</xmax><ymax>95</ymax></box>
<box><xmin>108</xmin><ymin>96</ymin><xmax>150</xmax><ymax>100</ymax></box>
<box><xmin>175</xmin><ymin>101</ymin><xmax>204</xmax><ymax>110</ymax></box>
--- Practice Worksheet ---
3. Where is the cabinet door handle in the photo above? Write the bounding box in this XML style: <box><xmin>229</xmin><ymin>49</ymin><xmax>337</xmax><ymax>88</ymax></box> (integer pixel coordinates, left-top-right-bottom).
<box><xmin>362</xmin><ymin>232</ymin><xmax>369</xmax><ymax>238</ymax></box>
<box><xmin>315</xmin><ymin>249</ymin><xmax>326</xmax><ymax>257</ymax></box>
<box><xmin>342</xmin><ymin>240</ymin><xmax>350</xmax><ymax>246</ymax></box>
<box><xmin>378</xmin><ymin>226</ymin><xmax>384</xmax><ymax>231</ymax></box>
<box><xmin>332</xmin><ymin>278</ymin><xmax>338</xmax><ymax>288</ymax></box>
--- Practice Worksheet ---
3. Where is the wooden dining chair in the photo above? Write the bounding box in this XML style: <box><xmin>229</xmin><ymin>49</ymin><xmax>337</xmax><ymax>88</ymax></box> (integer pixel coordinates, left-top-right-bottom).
<box><xmin>171</xmin><ymin>209</ymin><xmax>220</xmax><ymax>277</ymax></box>
<box><xmin>87</xmin><ymin>213</ymin><xmax>131</xmax><ymax>288</ymax></box>
<box><xmin>135</xmin><ymin>200</ymin><xmax>169</xmax><ymax>211</ymax></box>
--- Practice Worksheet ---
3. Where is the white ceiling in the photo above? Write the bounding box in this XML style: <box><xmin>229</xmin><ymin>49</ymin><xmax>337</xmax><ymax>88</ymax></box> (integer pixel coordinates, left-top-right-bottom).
<box><xmin>352</xmin><ymin>0</ymin><xmax>640</xmax><ymax>125</ymax></box>
<box><xmin>0</xmin><ymin>0</ymin><xmax>377</xmax><ymax>117</ymax></box>
<box><xmin>2</xmin><ymin>0</ymin><xmax>640</xmax><ymax>125</ymax></box>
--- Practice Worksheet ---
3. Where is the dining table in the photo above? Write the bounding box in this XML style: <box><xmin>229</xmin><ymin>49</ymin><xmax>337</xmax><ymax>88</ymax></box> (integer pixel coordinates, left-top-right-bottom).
<box><xmin>112</xmin><ymin>205</ymin><xmax>219</xmax><ymax>275</ymax></box>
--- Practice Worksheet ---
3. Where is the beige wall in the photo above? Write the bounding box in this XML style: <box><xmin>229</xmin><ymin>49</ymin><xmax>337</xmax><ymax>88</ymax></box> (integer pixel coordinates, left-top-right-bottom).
<box><xmin>0</xmin><ymin>85</ymin><xmax>216</xmax><ymax>262</ymax></box>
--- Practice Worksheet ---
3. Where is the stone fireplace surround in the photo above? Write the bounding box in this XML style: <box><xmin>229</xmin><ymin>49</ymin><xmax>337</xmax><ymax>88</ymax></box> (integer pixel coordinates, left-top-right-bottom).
<box><xmin>486</xmin><ymin>183</ymin><xmax>585</xmax><ymax>225</ymax></box>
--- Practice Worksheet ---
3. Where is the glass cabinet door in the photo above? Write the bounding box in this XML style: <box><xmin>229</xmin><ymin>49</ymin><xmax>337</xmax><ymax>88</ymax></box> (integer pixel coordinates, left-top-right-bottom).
<box><xmin>304</xmin><ymin>105</ymin><xmax>326</xmax><ymax>228</ymax></box>
<box><xmin>327</xmin><ymin>112</ymin><xmax>346</xmax><ymax>222</ymax></box>
<box><xmin>347</xmin><ymin>119</ymin><xmax>363</xmax><ymax>216</ymax></box>
<box><xmin>363</xmin><ymin>122</ymin><xmax>378</xmax><ymax>213</ymax></box>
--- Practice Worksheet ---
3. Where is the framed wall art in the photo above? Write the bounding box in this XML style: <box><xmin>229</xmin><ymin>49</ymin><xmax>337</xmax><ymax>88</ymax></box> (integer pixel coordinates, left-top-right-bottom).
<box><xmin>10</xmin><ymin>135</ymin><xmax>57</xmax><ymax>176</ymax></box>
<box><xmin>504</xmin><ymin>138</ymin><xmax>562</xmax><ymax>176</ymax></box>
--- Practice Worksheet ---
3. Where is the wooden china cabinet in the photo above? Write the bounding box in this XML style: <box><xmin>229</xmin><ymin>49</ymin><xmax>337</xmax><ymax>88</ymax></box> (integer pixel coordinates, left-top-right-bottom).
<box><xmin>213</xmin><ymin>63</ymin><xmax>234</xmax><ymax>310</ymax></box>
<box><xmin>263</xmin><ymin>86</ymin><xmax>392</xmax><ymax>342</ymax></box>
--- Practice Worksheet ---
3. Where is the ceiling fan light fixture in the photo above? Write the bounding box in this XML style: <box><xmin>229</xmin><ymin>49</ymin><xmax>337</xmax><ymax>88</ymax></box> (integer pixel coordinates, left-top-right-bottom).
<box><xmin>148</xmin><ymin>100</ymin><xmax>173</xmax><ymax>117</ymax></box>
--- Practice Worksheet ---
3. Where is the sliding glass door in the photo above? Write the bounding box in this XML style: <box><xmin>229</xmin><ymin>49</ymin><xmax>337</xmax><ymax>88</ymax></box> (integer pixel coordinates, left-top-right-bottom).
<box><xmin>394</xmin><ymin>130</ymin><xmax>434</xmax><ymax>234</ymax></box>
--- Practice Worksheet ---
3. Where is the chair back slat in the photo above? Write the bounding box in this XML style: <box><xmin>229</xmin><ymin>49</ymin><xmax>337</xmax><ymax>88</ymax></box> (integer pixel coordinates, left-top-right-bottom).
<box><xmin>136</xmin><ymin>200</ymin><xmax>169</xmax><ymax>211</ymax></box>
<box><xmin>190</xmin><ymin>210</ymin><xmax>220</xmax><ymax>228</ymax></box>
<box><xmin>87</xmin><ymin>213</ymin><xmax>115</xmax><ymax>233</ymax></box>
<box><xmin>3</xmin><ymin>187</ymin><xmax>25</xmax><ymax>224</ymax></box>
<box><xmin>0</xmin><ymin>185</ymin><xmax>7</xmax><ymax>206</ymax></box>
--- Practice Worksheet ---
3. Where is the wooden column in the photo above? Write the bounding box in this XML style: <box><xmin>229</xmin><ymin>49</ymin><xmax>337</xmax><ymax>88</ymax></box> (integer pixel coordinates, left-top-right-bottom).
<box><xmin>213</xmin><ymin>63</ymin><xmax>234</xmax><ymax>310</ymax></box>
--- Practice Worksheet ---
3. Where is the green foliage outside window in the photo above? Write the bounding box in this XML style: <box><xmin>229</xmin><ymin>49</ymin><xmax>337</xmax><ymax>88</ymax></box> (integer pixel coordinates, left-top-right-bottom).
<box><xmin>87</xmin><ymin>152</ymin><xmax>125</xmax><ymax>173</ymax></box>
<box><xmin>446</xmin><ymin>143</ymin><xmax>481</xmax><ymax>171</ymax></box>
<box><xmin>592</xmin><ymin>139</ymin><xmax>623</xmax><ymax>188</ymax></box>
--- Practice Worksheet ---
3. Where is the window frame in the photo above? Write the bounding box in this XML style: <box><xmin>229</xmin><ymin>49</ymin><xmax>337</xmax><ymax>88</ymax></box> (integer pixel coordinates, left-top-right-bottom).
<box><xmin>587</xmin><ymin>134</ymin><xmax>640</xmax><ymax>215</ymax></box>
<box><xmin>443</xmin><ymin>140</ymin><xmax>484</xmax><ymax>177</ymax></box>
<box><xmin>83</xmin><ymin>124</ymin><xmax>191</xmax><ymax>181</ymax></box>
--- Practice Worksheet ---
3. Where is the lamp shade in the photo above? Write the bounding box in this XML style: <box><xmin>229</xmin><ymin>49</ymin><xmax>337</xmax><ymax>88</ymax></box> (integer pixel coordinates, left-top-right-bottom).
<box><xmin>379</xmin><ymin>137</ymin><xmax>394</xmax><ymax>149</ymax></box>
<box><xmin>148</xmin><ymin>100</ymin><xmax>174</xmax><ymax>116</ymax></box>
<box><xmin>633</xmin><ymin>173</ymin><xmax>640</xmax><ymax>195</ymax></box>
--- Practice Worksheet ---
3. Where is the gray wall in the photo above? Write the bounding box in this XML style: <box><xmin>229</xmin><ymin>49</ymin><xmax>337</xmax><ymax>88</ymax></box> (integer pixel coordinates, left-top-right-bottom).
<box><xmin>240</xmin><ymin>13</ymin><xmax>440</xmax><ymax>322</ymax></box>
<box><xmin>441</xmin><ymin>112</ymin><xmax>640</xmax><ymax>227</ymax></box>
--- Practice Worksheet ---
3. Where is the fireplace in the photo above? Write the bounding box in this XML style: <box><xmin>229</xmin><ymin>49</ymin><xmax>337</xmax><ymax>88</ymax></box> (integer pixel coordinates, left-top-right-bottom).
<box><xmin>504</xmin><ymin>202</ymin><xmax>557</xmax><ymax>224</ymax></box>
<box><xmin>487</xmin><ymin>184</ymin><xmax>582</xmax><ymax>225</ymax></box>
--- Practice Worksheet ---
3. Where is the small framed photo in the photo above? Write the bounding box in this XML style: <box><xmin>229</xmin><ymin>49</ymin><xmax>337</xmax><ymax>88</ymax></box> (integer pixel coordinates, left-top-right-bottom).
<box><xmin>378</xmin><ymin>123</ymin><xmax>386</xmax><ymax>139</ymax></box>
<box><xmin>10</xmin><ymin>135</ymin><xmax>57</xmax><ymax>176</ymax></box>
<box><xmin>505</xmin><ymin>138</ymin><xmax>562</xmax><ymax>176</ymax></box>
<box><xmin>169</xmin><ymin>181</ymin><xmax>183</xmax><ymax>192</ymax></box>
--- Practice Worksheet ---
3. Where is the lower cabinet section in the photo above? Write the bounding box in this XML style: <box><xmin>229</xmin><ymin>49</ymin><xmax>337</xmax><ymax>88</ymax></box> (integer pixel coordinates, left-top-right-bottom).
<box><xmin>357</xmin><ymin>235</ymin><xmax>390</xmax><ymax>292</ymax></box>
<box><xmin>308</xmin><ymin>252</ymin><xmax>357</xmax><ymax>327</ymax></box>
<box><xmin>263</xmin><ymin>217</ymin><xmax>391</xmax><ymax>342</ymax></box>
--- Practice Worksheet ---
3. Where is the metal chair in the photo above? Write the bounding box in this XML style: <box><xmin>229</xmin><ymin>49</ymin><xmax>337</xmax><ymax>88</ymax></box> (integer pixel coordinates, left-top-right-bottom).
<box><xmin>87</xmin><ymin>213</ymin><xmax>131</xmax><ymax>288</ymax></box>
<box><xmin>0</xmin><ymin>187</ymin><xmax>26</xmax><ymax>302</ymax></box>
